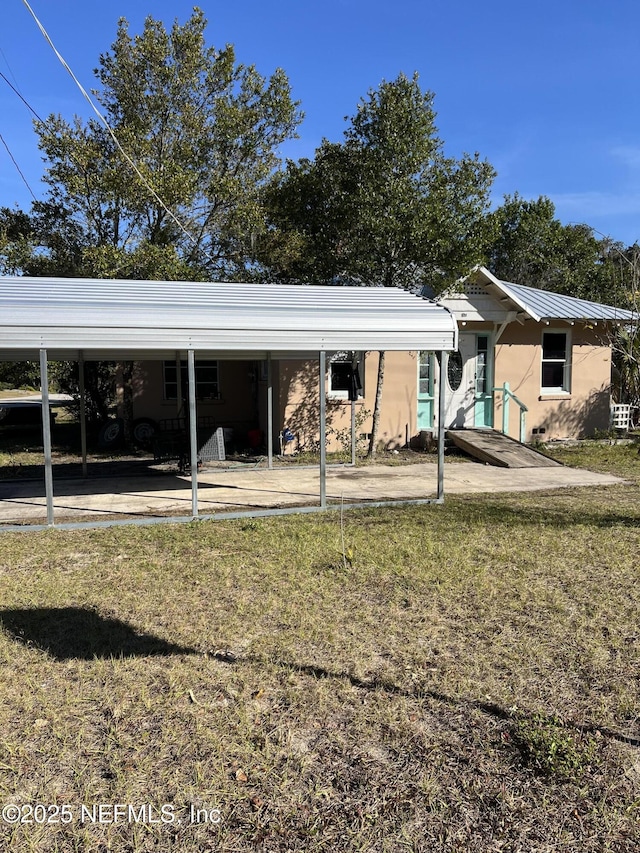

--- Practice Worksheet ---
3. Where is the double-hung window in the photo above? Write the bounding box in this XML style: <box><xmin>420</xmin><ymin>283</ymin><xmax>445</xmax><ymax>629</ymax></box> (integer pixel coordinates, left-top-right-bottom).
<box><xmin>163</xmin><ymin>360</ymin><xmax>220</xmax><ymax>401</ymax></box>
<box><xmin>541</xmin><ymin>332</ymin><xmax>570</xmax><ymax>393</ymax></box>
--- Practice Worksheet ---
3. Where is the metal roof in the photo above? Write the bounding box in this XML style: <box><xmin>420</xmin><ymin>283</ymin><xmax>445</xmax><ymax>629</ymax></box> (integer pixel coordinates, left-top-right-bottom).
<box><xmin>0</xmin><ymin>276</ymin><xmax>458</xmax><ymax>360</ymax></box>
<box><xmin>478</xmin><ymin>267</ymin><xmax>636</xmax><ymax>323</ymax></box>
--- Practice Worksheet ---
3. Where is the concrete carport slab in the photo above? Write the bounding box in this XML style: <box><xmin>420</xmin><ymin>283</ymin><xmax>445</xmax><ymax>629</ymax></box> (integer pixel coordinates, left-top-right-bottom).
<box><xmin>0</xmin><ymin>460</ymin><xmax>624</xmax><ymax>529</ymax></box>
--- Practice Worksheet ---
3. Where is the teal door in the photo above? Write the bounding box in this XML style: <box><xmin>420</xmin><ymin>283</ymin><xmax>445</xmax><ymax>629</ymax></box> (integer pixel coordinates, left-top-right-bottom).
<box><xmin>417</xmin><ymin>351</ymin><xmax>435</xmax><ymax>430</ymax></box>
<box><xmin>474</xmin><ymin>335</ymin><xmax>493</xmax><ymax>428</ymax></box>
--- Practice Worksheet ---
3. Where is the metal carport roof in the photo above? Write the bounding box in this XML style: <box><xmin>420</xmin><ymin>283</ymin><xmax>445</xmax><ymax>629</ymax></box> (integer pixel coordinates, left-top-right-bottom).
<box><xmin>0</xmin><ymin>275</ymin><xmax>457</xmax><ymax>531</ymax></box>
<box><xmin>0</xmin><ymin>276</ymin><xmax>457</xmax><ymax>360</ymax></box>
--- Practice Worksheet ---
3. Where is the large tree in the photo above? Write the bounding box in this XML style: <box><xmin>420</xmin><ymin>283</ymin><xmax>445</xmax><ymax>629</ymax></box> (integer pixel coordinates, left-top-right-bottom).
<box><xmin>261</xmin><ymin>73</ymin><xmax>495</xmax><ymax>454</ymax></box>
<box><xmin>1</xmin><ymin>10</ymin><xmax>301</xmax><ymax>427</ymax></box>
<box><xmin>32</xmin><ymin>8</ymin><xmax>302</xmax><ymax>280</ymax></box>
<box><xmin>263</xmin><ymin>73</ymin><xmax>494</xmax><ymax>289</ymax></box>
<box><xmin>484</xmin><ymin>193</ymin><xmax>624</xmax><ymax>303</ymax></box>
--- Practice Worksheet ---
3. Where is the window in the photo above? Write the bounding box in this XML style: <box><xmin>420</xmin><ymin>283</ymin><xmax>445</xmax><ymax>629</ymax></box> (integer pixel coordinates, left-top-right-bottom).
<box><xmin>163</xmin><ymin>360</ymin><xmax>220</xmax><ymax>401</ymax></box>
<box><xmin>418</xmin><ymin>351</ymin><xmax>433</xmax><ymax>397</ymax></box>
<box><xmin>447</xmin><ymin>350</ymin><xmax>463</xmax><ymax>392</ymax></box>
<box><xmin>541</xmin><ymin>332</ymin><xmax>570</xmax><ymax>392</ymax></box>
<box><xmin>328</xmin><ymin>352</ymin><xmax>364</xmax><ymax>399</ymax></box>
<box><xmin>476</xmin><ymin>335</ymin><xmax>489</xmax><ymax>394</ymax></box>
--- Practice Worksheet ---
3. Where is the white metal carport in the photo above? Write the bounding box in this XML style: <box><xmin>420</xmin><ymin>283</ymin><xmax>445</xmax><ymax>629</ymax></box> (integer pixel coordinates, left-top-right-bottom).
<box><xmin>0</xmin><ymin>276</ymin><xmax>458</xmax><ymax>530</ymax></box>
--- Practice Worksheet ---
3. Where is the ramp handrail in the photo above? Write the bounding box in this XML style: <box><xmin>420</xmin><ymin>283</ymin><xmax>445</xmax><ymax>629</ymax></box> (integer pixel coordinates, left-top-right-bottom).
<box><xmin>492</xmin><ymin>382</ymin><xmax>528</xmax><ymax>443</ymax></box>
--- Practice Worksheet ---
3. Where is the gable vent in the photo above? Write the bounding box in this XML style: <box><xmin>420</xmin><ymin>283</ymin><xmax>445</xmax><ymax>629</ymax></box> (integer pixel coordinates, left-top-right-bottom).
<box><xmin>464</xmin><ymin>283</ymin><xmax>488</xmax><ymax>296</ymax></box>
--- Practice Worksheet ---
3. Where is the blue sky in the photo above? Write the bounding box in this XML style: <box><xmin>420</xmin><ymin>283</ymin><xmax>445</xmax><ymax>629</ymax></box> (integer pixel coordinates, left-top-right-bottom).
<box><xmin>2</xmin><ymin>0</ymin><xmax>640</xmax><ymax>245</ymax></box>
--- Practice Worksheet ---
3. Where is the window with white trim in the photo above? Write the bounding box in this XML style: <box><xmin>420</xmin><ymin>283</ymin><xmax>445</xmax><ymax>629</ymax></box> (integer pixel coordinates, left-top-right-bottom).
<box><xmin>541</xmin><ymin>331</ymin><xmax>570</xmax><ymax>393</ymax></box>
<box><xmin>163</xmin><ymin>360</ymin><xmax>221</xmax><ymax>401</ymax></box>
<box><xmin>328</xmin><ymin>351</ymin><xmax>364</xmax><ymax>399</ymax></box>
<box><xmin>476</xmin><ymin>335</ymin><xmax>489</xmax><ymax>394</ymax></box>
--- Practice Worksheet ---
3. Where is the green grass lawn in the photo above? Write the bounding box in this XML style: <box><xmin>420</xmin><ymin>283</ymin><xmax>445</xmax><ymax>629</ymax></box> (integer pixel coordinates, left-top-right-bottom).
<box><xmin>0</xmin><ymin>443</ymin><xmax>639</xmax><ymax>851</ymax></box>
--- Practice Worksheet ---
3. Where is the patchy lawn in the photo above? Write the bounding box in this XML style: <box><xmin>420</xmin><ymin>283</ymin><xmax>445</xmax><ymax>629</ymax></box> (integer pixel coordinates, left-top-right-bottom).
<box><xmin>0</xmin><ymin>445</ymin><xmax>639</xmax><ymax>851</ymax></box>
<box><xmin>543</xmin><ymin>438</ymin><xmax>640</xmax><ymax>480</ymax></box>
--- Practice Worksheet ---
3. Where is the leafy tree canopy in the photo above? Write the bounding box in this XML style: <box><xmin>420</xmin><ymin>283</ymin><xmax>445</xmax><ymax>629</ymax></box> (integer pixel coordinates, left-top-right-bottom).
<box><xmin>261</xmin><ymin>73</ymin><xmax>495</xmax><ymax>292</ymax></box>
<box><xmin>27</xmin><ymin>8</ymin><xmax>301</xmax><ymax>281</ymax></box>
<box><xmin>259</xmin><ymin>73</ymin><xmax>496</xmax><ymax>457</ymax></box>
<box><xmin>484</xmin><ymin>193</ymin><xmax>630</xmax><ymax>306</ymax></box>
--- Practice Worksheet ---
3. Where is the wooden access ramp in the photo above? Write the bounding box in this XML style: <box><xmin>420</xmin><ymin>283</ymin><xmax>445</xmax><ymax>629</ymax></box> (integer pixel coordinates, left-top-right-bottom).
<box><xmin>446</xmin><ymin>429</ymin><xmax>562</xmax><ymax>468</ymax></box>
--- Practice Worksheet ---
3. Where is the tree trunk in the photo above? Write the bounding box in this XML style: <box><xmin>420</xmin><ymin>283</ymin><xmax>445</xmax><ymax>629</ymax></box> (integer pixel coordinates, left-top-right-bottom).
<box><xmin>367</xmin><ymin>350</ymin><xmax>385</xmax><ymax>458</ymax></box>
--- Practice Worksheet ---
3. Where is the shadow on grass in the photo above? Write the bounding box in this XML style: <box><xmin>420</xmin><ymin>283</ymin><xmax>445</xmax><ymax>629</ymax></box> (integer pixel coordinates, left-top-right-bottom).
<box><xmin>211</xmin><ymin>652</ymin><xmax>640</xmax><ymax>749</ymax></box>
<box><xmin>452</xmin><ymin>494</ymin><xmax>640</xmax><ymax>529</ymax></box>
<box><xmin>0</xmin><ymin>606</ymin><xmax>197</xmax><ymax>660</ymax></box>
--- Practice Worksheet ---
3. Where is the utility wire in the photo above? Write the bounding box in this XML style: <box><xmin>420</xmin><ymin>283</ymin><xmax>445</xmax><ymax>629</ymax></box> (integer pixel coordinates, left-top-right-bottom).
<box><xmin>0</xmin><ymin>53</ymin><xmax>41</xmax><ymax>199</ymax></box>
<box><xmin>0</xmin><ymin>130</ymin><xmax>36</xmax><ymax>199</ymax></box>
<box><xmin>20</xmin><ymin>0</ymin><xmax>207</xmax><ymax>257</ymax></box>
<box><xmin>0</xmin><ymin>68</ymin><xmax>45</xmax><ymax>122</ymax></box>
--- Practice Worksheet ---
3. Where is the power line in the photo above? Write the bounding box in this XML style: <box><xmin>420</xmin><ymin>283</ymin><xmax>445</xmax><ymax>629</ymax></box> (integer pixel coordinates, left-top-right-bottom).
<box><xmin>0</xmin><ymin>50</ymin><xmax>41</xmax><ymax>201</ymax></box>
<box><xmin>20</xmin><ymin>0</ymin><xmax>208</xmax><ymax>258</ymax></box>
<box><xmin>0</xmin><ymin>130</ymin><xmax>36</xmax><ymax>199</ymax></box>
<box><xmin>0</xmin><ymin>68</ymin><xmax>45</xmax><ymax>123</ymax></box>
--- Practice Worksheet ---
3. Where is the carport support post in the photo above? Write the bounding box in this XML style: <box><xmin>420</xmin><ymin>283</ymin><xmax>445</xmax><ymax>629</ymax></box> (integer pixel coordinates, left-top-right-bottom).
<box><xmin>437</xmin><ymin>350</ymin><xmax>448</xmax><ymax>501</ymax></box>
<box><xmin>319</xmin><ymin>351</ymin><xmax>327</xmax><ymax>508</ymax></box>
<box><xmin>188</xmin><ymin>350</ymin><xmax>199</xmax><ymax>519</ymax></box>
<box><xmin>78</xmin><ymin>352</ymin><xmax>88</xmax><ymax>478</ymax></box>
<box><xmin>351</xmin><ymin>400</ymin><xmax>356</xmax><ymax>467</ymax></box>
<box><xmin>267</xmin><ymin>354</ymin><xmax>273</xmax><ymax>469</ymax></box>
<box><xmin>39</xmin><ymin>348</ymin><xmax>55</xmax><ymax>526</ymax></box>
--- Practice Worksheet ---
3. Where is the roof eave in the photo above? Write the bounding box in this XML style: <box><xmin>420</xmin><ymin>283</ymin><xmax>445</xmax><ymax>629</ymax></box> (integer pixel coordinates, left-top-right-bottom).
<box><xmin>472</xmin><ymin>266</ymin><xmax>541</xmax><ymax>322</ymax></box>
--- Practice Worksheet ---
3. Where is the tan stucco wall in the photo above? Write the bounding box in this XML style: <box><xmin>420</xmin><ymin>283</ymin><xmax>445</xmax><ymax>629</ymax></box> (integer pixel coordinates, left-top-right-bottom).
<box><xmin>366</xmin><ymin>351</ymin><xmax>418</xmax><ymax>451</ymax></box>
<box><xmin>494</xmin><ymin>324</ymin><xmax>612</xmax><ymax>440</ymax></box>
<box><xmin>279</xmin><ymin>352</ymin><xmax>418</xmax><ymax>453</ymax></box>
<box><xmin>121</xmin><ymin>355</ymin><xmax>418</xmax><ymax>453</ymax></box>
<box><xmin>126</xmin><ymin>360</ymin><xmax>259</xmax><ymax>429</ymax></box>
<box><xmin>123</xmin><ymin>326</ymin><xmax>612</xmax><ymax>453</ymax></box>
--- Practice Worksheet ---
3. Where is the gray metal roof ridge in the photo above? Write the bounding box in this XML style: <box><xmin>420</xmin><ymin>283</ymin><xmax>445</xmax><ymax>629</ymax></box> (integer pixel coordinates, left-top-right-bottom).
<box><xmin>497</xmin><ymin>278</ymin><xmax>636</xmax><ymax>322</ymax></box>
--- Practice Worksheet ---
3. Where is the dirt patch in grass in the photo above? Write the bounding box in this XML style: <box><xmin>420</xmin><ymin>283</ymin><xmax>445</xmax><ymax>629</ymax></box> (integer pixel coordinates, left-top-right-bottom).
<box><xmin>0</xmin><ymin>452</ymin><xmax>639</xmax><ymax>850</ymax></box>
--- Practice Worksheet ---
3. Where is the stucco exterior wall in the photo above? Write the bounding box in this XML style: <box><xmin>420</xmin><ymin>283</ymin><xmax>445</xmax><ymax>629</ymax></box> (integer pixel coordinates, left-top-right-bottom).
<box><xmin>365</xmin><ymin>351</ymin><xmax>418</xmax><ymax>451</ymax></box>
<box><xmin>123</xmin><ymin>324</ymin><xmax>613</xmax><ymax>454</ymax></box>
<box><xmin>126</xmin><ymin>359</ymin><xmax>259</xmax><ymax>431</ymax></box>
<box><xmin>278</xmin><ymin>352</ymin><xmax>418</xmax><ymax>453</ymax></box>
<box><xmin>494</xmin><ymin>324</ymin><xmax>612</xmax><ymax>440</ymax></box>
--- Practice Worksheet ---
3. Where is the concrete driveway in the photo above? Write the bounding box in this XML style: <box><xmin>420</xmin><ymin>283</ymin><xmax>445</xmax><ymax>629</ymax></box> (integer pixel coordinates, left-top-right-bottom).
<box><xmin>0</xmin><ymin>458</ymin><xmax>626</xmax><ymax>527</ymax></box>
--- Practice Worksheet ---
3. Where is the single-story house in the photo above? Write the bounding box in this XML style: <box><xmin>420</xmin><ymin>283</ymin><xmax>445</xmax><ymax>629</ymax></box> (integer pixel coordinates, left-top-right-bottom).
<box><xmin>125</xmin><ymin>267</ymin><xmax>636</xmax><ymax>453</ymax></box>
<box><xmin>421</xmin><ymin>266</ymin><xmax>636</xmax><ymax>443</ymax></box>
<box><xmin>109</xmin><ymin>266</ymin><xmax>634</xmax><ymax>452</ymax></box>
<box><xmin>1</xmin><ymin>267</ymin><xmax>635</xmax><ymax>467</ymax></box>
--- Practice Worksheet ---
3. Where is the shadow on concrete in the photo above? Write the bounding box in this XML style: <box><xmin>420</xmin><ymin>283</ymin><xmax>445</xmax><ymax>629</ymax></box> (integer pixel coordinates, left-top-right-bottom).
<box><xmin>0</xmin><ymin>461</ymin><xmax>222</xmax><ymax>500</ymax></box>
<box><xmin>0</xmin><ymin>606</ymin><xmax>197</xmax><ymax>660</ymax></box>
